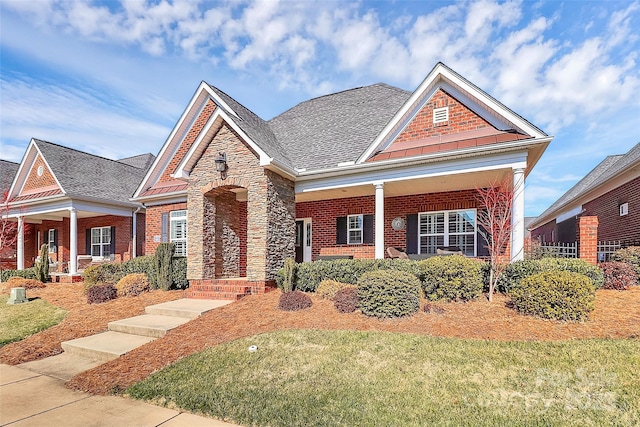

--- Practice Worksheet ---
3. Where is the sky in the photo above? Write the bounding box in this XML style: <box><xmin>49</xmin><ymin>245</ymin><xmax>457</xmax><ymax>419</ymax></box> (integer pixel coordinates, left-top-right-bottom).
<box><xmin>0</xmin><ymin>0</ymin><xmax>639</xmax><ymax>217</ymax></box>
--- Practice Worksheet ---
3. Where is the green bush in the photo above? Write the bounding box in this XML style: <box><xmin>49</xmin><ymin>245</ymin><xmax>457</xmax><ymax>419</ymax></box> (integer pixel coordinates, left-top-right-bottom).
<box><xmin>537</xmin><ymin>258</ymin><xmax>604</xmax><ymax>289</ymax></box>
<box><xmin>35</xmin><ymin>244</ymin><xmax>49</xmax><ymax>283</ymax></box>
<box><xmin>281</xmin><ymin>258</ymin><xmax>296</xmax><ymax>292</ymax></box>
<box><xmin>420</xmin><ymin>255</ymin><xmax>483</xmax><ymax>302</ymax></box>
<box><xmin>1</xmin><ymin>267</ymin><xmax>37</xmax><ymax>282</ymax></box>
<box><xmin>121</xmin><ymin>256</ymin><xmax>157</xmax><ymax>288</ymax></box>
<box><xmin>496</xmin><ymin>260</ymin><xmax>541</xmax><ymax>293</ymax></box>
<box><xmin>171</xmin><ymin>257</ymin><xmax>188</xmax><ymax>290</ymax></box>
<box><xmin>155</xmin><ymin>243</ymin><xmax>175</xmax><ymax>291</ymax></box>
<box><xmin>82</xmin><ymin>263</ymin><xmax>123</xmax><ymax>292</ymax></box>
<box><xmin>611</xmin><ymin>246</ymin><xmax>640</xmax><ymax>281</ymax></box>
<box><xmin>316</xmin><ymin>279</ymin><xmax>352</xmax><ymax>299</ymax></box>
<box><xmin>115</xmin><ymin>273</ymin><xmax>150</xmax><ymax>297</ymax></box>
<box><xmin>509</xmin><ymin>271</ymin><xmax>595</xmax><ymax>321</ymax></box>
<box><xmin>293</xmin><ymin>259</ymin><xmax>422</xmax><ymax>292</ymax></box>
<box><xmin>357</xmin><ymin>270</ymin><xmax>420</xmax><ymax>318</ymax></box>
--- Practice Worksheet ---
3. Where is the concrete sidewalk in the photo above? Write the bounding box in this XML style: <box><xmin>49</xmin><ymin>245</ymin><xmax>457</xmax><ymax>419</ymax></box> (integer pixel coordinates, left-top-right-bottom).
<box><xmin>1</xmin><ymin>363</ymin><xmax>240</xmax><ymax>427</ymax></box>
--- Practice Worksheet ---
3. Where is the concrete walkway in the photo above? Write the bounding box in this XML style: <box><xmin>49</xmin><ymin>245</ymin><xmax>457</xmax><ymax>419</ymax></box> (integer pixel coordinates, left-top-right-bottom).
<box><xmin>1</xmin><ymin>299</ymin><xmax>241</xmax><ymax>427</ymax></box>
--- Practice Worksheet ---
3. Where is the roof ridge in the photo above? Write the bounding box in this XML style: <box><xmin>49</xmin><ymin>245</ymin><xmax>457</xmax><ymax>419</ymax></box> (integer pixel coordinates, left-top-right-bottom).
<box><xmin>33</xmin><ymin>139</ymin><xmax>146</xmax><ymax>171</ymax></box>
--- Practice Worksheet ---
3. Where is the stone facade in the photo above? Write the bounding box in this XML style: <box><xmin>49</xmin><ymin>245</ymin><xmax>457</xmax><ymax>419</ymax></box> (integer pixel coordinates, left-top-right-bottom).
<box><xmin>186</xmin><ymin>123</ymin><xmax>295</xmax><ymax>283</ymax></box>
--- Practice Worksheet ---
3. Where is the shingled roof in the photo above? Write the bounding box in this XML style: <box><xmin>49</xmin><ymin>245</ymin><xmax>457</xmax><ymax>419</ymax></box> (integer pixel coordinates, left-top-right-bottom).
<box><xmin>33</xmin><ymin>139</ymin><xmax>150</xmax><ymax>204</ymax></box>
<box><xmin>118</xmin><ymin>153</ymin><xmax>156</xmax><ymax>171</ymax></box>
<box><xmin>268</xmin><ymin>83</ymin><xmax>410</xmax><ymax>171</ymax></box>
<box><xmin>533</xmin><ymin>141</ymin><xmax>640</xmax><ymax>226</ymax></box>
<box><xmin>0</xmin><ymin>159</ymin><xmax>19</xmax><ymax>193</ymax></box>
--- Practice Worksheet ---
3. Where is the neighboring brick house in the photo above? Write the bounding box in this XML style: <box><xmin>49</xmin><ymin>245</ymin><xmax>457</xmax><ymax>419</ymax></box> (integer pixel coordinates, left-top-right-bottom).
<box><xmin>133</xmin><ymin>62</ymin><xmax>552</xmax><ymax>299</ymax></box>
<box><xmin>2</xmin><ymin>139</ymin><xmax>154</xmax><ymax>278</ymax></box>
<box><xmin>530</xmin><ymin>142</ymin><xmax>640</xmax><ymax>247</ymax></box>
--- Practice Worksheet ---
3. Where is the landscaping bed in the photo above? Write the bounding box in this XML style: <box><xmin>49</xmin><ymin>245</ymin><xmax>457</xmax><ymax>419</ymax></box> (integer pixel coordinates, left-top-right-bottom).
<box><xmin>67</xmin><ymin>286</ymin><xmax>640</xmax><ymax>395</ymax></box>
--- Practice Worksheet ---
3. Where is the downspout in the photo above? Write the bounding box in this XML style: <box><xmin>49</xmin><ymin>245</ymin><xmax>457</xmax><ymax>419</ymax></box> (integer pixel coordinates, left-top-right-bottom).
<box><xmin>132</xmin><ymin>207</ymin><xmax>142</xmax><ymax>259</ymax></box>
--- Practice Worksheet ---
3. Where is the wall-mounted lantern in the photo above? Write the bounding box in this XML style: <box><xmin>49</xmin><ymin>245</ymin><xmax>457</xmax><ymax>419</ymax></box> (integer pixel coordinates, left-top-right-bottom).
<box><xmin>215</xmin><ymin>152</ymin><xmax>227</xmax><ymax>173</ymax></box>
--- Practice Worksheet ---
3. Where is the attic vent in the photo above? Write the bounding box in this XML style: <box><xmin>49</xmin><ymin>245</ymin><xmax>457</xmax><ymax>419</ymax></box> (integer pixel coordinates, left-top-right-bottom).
<box><xmin>433</xmin><ymin>107</ymin><xmax>449</xmax><ymax>124</ymax></box>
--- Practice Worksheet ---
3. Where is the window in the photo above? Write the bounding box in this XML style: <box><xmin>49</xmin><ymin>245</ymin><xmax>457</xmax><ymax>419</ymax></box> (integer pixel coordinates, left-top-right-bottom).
<box><xmin>91</xmin><ymin>226</ymin><xmax>111</xmax><ymax>258</ymax></box>
<box><xmin>418</xmin><ymin>209</ymin><xmax>476</xmax><ymax>256</ymax></box>
<box><xmin>347</xmin><ymin>214</ymin><xmax>363</xmax><ymax>244</ymax></box>
<box><xmin>48</xmin><ymin>229</ymin><xmax>56</xmax><ymax>253</ymax></box>
<box><xmin>433</xmin><ymin>106</ymin><xmax>449</xmax><ymax>124</ymax></box>
<box><xmin>170</xmin><ymin>210</ymin><xmax>187</xmax><ymax>257</ymax></box>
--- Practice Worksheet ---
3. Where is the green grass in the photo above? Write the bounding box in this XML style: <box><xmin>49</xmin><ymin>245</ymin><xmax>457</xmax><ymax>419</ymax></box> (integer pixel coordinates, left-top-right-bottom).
<box><xmin>0</xmin><ymin>294</ymin><xmax>67</xmax><ymax>346</ymax></box>
<box><xmin>128</xmin><ymin>330</ymin><xmax>640</xmax><ymax>427</ymax></box>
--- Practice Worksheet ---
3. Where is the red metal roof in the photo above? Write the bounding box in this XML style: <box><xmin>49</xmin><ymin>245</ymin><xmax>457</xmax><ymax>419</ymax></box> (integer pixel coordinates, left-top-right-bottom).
<box><xmin>11</xmin><ymin>189</ymin><xmax>63</xmax><ymax>202</ymax></box>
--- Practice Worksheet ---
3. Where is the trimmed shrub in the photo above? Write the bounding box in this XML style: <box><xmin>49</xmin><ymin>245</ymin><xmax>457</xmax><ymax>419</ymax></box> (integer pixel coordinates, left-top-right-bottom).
<box><xmin>600</xmin><ymin>261</ymin><xmax>638</xmax><ymax>290</ymax></box>
<box><xmin>87</xmin><ymin>283</ymin><xmax>118</xmax><ymax>304</ymax></box>
<box><xmin>155</xmin><ymin>243</ymin><xmax>174</xmax><ymax>291</ymax></box>
<box><xmin>611</xmin><ymin>246</ymin><xmax>640</xmax><ymax>280</ymax></box>
<box><xmin>334</xmin><ymin>286</ymin><xmax>359</xmax><ymax>313</ymax></box>
<box><xmin>121</xmin><ymin>256</ymin><xmax>157</xmax><ymax>288</ymax></box>
<box><xmin>35</xmin><ymin>244</ymin><xmax>49</xmax><ymax>283</ymax></box>
<box><xmin>82</xmin><ymin>265</ymin><xmax>103</xmax><ymax>289</ymax></box>
<box><xmin>278</xmin><ymin>290</ymin><xmax>313</xmax><ymax>311</ymax></box>
<box><xmin>357</xmin><ymin>270</ymin><xmax>420</xmax><ymax>318</ymax></box>
<box><xmin>293</xmin><ymin>258</ymin><xmax>422</xmax><ymax>292</ymax></box>
<box><xmin>281</xmin><ymin>258</ymin><xmax>296</xmax><ymax>292</ymax></box>
<box><xmin>420</xmin><ymin>255</ymin><xmax>483</xmax><ymax>302</ymax></box>
<box><xmin>1</xmin><ymin>267</ymin><xmax>38</xmax><ymax>282</ymax></box>
<box><xmin>2</xmin><ymin>277</ymin><xmax>46</xmax><ymax>292</ymax></box>
<box><xmin>423</xmin><ymin>303</ymin><xmax>446</xmax><ymax>314</ymax></box>
<box><xmin>316</xmin><ymin>279</ymin><xmax>352</xmax><ymax>299</ymax></box>
<box><xmin>496</xmin><ymin>259</ymin><xmax>541</xmax><ymax>293</ymax></box>
<box><xmin>171</xmin><ymin>257</ymin><xmax>188</xmax><ymax>290</ymax></box>
<box><xmin>537</xmin><ymin>258</ymin><xmax>604</xmax><ymax>289</ymax></box>
<box><xmin>509</xmin><ymin>271</ymin><xmax>595</xmax><ymax>321</ymax></box>
<box><xmin>115</xmin><ymin>273</ymin><xmax>150</xmax><ymax>297</ymax></box>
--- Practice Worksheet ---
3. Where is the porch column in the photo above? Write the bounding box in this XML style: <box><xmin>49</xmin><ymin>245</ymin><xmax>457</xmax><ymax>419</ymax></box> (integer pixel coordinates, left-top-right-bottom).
<box><xmin>69</xmin><ymin>208</ymin><xmax>78</xmax><ymax>274</ymax></box>
<box><xmin>511</xmin><ymin>167</ymin><xmax>525</xmax><ymax>262</ymax></box>
<box><xmin>17</xmin><ymin>216</ymin><xmax>24</xmax><ymax>270</ymax></box>
<box><xmin>374</xmin><ymin>182</ymin><xmax>385</xmax><ymax>259</ymax></box>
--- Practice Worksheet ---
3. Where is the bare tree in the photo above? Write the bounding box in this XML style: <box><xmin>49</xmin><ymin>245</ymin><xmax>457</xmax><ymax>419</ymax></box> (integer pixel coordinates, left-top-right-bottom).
<box><xmin>1</xmin><ymin>188</ymin><xmax>19</xmax><ymax>282</ymax></box>
<box><xmin>476</xmin><ymin>180</ymin><xmax>513</xmax><ymax>302</ymax></box>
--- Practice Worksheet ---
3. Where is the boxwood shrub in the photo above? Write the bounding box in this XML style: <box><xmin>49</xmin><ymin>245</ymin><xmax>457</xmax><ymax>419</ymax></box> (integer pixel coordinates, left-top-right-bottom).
<box><xmin>420</xmin><ymin>255</ymin><xmax>483</xmax><ymax>302</ymax></box>
<box><xmin>496</xmin><ymin>259</ymin><xmax>541</xmax><ymax>293</ymax></box>
<box><xmin>1</xmin><ymin>267</ymin><xmax>38</xmax><ymax>282</ymax></box>
<box><xmin>509</xmin><ymin>271</ymin><xmax>595</xmax><ymax>321</ymax></box>
<box><xmin>497</xmin><ymin>258</ymin><xmax>605</xmax><ymax>291</ymax></box>
<box><xmin>316</xmin><ymin>279</ymin><xmax>352</xmax><ymax>299</ymax></box>
<box><xmin>357</xmin><ymin>270</ymin><xmax>420</xmax><ymax>318</ymax></box>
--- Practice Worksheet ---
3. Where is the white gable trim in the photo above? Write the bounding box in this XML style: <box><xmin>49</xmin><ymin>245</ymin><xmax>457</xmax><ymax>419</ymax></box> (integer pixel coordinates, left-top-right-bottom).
<box><xmin>356</xmin><ymin>62</ymin><xmax>547</xmax><ymax>164</ymax></box>
<box><xmin>8</xmin><ymin>139</ymin><xmax>65</xmax><ymax>201</ymax></box>
<box><xmin>172</xmin><ymin>107</ymin><xmax>272</xmax><ymax>180</ymax></box>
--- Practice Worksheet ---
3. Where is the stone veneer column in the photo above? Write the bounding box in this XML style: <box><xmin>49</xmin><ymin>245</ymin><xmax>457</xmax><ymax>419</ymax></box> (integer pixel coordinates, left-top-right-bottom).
<box><xmin>265</xmin><ymin>170</ymin><xmax>296</xmax><ymax>280</ymax></box>
<box><xmin>578</xmin><ymin>216</ymin><xmax>599</xmax><ymax>265</ymax></box>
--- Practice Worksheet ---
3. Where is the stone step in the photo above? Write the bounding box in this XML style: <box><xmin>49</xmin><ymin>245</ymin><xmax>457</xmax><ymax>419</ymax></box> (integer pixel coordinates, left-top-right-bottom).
<box><xmin>145</xmin><ymin>298</ymin><xmax>232</xmax><ymax>319</ymax></box>
<box><xmin>108</xmin><ymin>314</ymin><xmax>190</xmax><ymax>338</ymax></box>
<box><xmin>61</xmin><ymin>332</ymin><xmax>156</xmax><ymax>362</ymax></box>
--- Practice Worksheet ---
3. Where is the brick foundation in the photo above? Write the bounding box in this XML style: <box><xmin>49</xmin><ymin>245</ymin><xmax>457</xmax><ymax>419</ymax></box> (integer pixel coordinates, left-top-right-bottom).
<box><xmin>186</xmin><ymin>278</ymin><xmax>276</xmax><ymax>300</ymax></box>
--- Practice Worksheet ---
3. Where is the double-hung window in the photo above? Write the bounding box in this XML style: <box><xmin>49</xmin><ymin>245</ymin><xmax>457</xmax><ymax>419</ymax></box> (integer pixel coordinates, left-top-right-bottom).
<box><xmin>48</xmin><ymin>229</ymin><xmax>56</xmax><ymax>253</ymax></box>
<box><xmin>347</xmin><ymin>214</ymin><xmax>363</xmax><ymax>244</ymax></box>
<box><xmin>170</xmin><ymin>210</ymin><xmax>187</xmax><ymax>257</ymax></box>
<box><xmin>418</xmin><ymin>209</ymin><xmax>476</xmax><ymax>256</ymax></box>
<box><xmin>91</xmin><ymin>226</ymin><xmax>111</xmax><ymax>259</ymax></box>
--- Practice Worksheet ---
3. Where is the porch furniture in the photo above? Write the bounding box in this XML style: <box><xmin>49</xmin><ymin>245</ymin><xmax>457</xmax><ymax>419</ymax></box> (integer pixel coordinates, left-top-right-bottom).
<box><xmin>387</xmin><ymin>247</ymin><xmax>409</xmax><ymax>259</ymax></box>
<box><xmin>318</xmin><ymin>255</ymin><xmax>354</xmax><ymax>260</ymax></box>
<box><xmin>436</xmin><ymin>246</ymin><xmax>463</xmax><ymax>255</ymax></box>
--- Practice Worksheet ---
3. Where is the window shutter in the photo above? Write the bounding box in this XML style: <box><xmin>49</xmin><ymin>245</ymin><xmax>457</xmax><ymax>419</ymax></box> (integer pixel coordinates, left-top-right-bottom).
<box><xmin>336</xmin><ymin>217</ymin><xmax>347</xmax><ymax>244</ymax></box>
<box><xmin>406</xmin><ymin>214</ymin><xmax>418</xmax><ymax>254</ymax></box>
<box><xmin>161</xmin><ymin>212</ymin><xmax>169</xmax><ymax>243</ymax></box>
<box><xmin>476</xmin><ymin>227</ymin><xmax>490</xmax><ymax>257</ymax></box>
<box><xmin>85</xmin><ymin>229</ymin><xmax>91</xmax><ymax>255</ymax></box>
<box><xmin>363</xmin><ymin>214</ymin><xmax>374</xmax><ymax>244</ymax></box>
<box><xmin>53</xmin><ymin>229</ymin><xmax>58</xmax><ymax>253</ymax></box>
<box><xmin>110</xmin><ymin>226</ymin><xmax>116</xmax><ymax>255</ymax></box>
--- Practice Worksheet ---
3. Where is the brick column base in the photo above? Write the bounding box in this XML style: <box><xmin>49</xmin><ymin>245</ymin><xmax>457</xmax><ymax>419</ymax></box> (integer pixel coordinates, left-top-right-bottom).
<box><xmin>578</xmin><ymin>216</ymin><xmax>599</xmax><ymax>265</ymax></box>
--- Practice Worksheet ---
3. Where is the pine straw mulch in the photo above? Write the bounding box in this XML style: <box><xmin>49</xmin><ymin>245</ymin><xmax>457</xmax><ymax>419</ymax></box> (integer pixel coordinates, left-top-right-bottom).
<box><xmin>0</xmin><ymin>283</ymin><xmax>183</xmax><ymax>365</ymax></box>
<box><xmin>64</xmin><ymin>286</ymin><xmax>640</xmax><ymax>395</ymax></box>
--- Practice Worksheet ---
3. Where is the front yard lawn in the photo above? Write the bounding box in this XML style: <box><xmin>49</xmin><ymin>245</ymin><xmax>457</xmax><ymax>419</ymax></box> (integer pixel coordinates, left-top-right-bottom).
<box><xmin>0</xmin><ymin>294</ymin><xmax>67</xmax><ymax>346</ymax></box>
<box><xmin>128</xmin><ymin>330</ymin><xmax>640</xmax><ymax>427</ymax></box>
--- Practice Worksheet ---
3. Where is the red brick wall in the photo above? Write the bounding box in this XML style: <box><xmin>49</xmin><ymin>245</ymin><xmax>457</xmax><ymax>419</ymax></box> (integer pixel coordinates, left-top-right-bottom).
<box><xmin>394</xmin><ymin>88</ymin><xmax>494</xmax><ymax>144</ymax></box>
<box><xmin>296</xmin><ymin>189</ymin><xmax>479</xmax><ymax>260</ymax></box>
<box><xmin>578</xmin><ymin>216</ymin><xmax>598</xmax><ymax>265</ymax></box>
<box><xmin>145</xmin><ymin>202</ymin><xmax>187</xmax><ymax>255</ymax></box>
<box><xmin>583</xmin><ymin>177</ymin><xmax>640</xmax><ymax>242</ymax></box>
<box><xmin>1</xmin><ymin>223</ymin><xmax>35</xmax><ymax>270</ymax></box>
<box><xmin>530</xmin><ymin>219</ymin><xmax>556</xmax><ymax>243</ymax></box>
<box><xmin>21</xmin><ymin>155</ymin><xmax>59</xmax><ymax>193</ymax></box>
<box><xmin>159</xmin><ymin>100</ymin><xmax>216</xmax><ymax>183</ymax></box>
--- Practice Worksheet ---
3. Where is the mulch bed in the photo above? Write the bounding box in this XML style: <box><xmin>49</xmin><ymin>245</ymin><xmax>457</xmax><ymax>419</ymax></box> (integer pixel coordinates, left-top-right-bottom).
<box><xmin>2</xmin><ymin>282</ymin><xmax>639</xmax><ymax>395</ymax></box>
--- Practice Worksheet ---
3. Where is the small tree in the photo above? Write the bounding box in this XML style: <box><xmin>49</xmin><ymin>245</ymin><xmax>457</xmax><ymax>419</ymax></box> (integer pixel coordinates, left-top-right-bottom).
<box><xmin>35</xmin><ymin>244</ymin><xmax>49</xmax><ymax>283</ymax></box>
<box><xmin>281</xmin><ymin>258</ymin><xmax>296</xmax><ymax>293</ymax></box>
<box><xmin>155</xmin><ymin>243</ymin><xmax>175</xmax><ymax>290</ymax></box>
<box><xmin>476</xmin><ymin>180</ymin><xmax>513</xmax><ymax>302</ymax></box>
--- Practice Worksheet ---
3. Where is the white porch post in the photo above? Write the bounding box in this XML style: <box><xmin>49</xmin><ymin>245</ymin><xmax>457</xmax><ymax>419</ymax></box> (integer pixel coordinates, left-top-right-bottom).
<box><xmin>511</xmin><ymin>167</ymin><xmax>525</xmax><ymax>262</ymax></box>
<box><xmin>69</xmin><ymin>208</ymin><xmax>78</xmax><ymax>274</ymax></box>
<box><xmin>17</xmin><ymin>216</ymin><xmax>24</xmax><ymax>270</ymax></box>
<box><xmin>374</xmin><ymin>182</ymin><xmax>385</xmax><ymax>259</ymax></box>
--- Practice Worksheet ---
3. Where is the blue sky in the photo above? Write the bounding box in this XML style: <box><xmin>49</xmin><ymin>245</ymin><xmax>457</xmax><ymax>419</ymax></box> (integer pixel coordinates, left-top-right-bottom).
<box><xmin>1</xmin><ymin>0</ymin><xmax>638</xmax><ymax>217</ymax></box>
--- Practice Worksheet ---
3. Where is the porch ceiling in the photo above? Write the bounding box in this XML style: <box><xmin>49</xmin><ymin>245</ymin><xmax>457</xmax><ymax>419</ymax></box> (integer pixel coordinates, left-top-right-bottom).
<box><xmin>22</xmin><ymin>209</ymin><xmax>120</xmax><ymax>224</ymax></box>
<box><xmin>295</xmin><ymin>168</ymin><xmax>512</xmax><ymax>202</ymax></box>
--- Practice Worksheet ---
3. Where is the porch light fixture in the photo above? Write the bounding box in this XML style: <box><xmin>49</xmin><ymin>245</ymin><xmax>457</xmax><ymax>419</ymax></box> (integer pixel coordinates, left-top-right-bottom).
<box><xmin>215</xmin><ymin>152</ymin><xmax>227</xmax><ymax>172</ymax></box>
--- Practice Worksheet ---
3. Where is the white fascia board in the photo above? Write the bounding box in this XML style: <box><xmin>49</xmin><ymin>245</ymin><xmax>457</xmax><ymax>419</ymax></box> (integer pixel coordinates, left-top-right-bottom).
<box><xmin>296</xmin><ymin>151</ymin><xmax>528</xmax><ymax>194</ymax></box>
<box><xmin>6</xmin><ymin>199</ymin><xmax>73</xmax><ymax>218</ymax></box>
<box><xmin>71</xmin><ymin>201</ymin><xmax>138</xmax><ymax>217</ymax></box>
<box><xmin>10</xmin><ymin>139</ymin><xmax>66</xmax><ymax>200</ymax></box>
<box><xmin>140</xmin><ymin>196</ymin><xmax>188</xmax><ymax>207</ymax></box>
<box><xmin>262</xmin><ymin>157</ymin><xmax>297</xmax><ymax>180</ymax></box>
<box><xmin>556</xmin><ymin>205</ymin><xmax>583</xmax><ymax>223</ymax></box>
<box><xmin>133</xmin><ymin>84</ymin><xmax>211</xmax><ymax>199</ymax></box>
<box><xmin>202</xmin><ymin>84</ymin><xmax>239</xmax><ymax>118</ymax></box>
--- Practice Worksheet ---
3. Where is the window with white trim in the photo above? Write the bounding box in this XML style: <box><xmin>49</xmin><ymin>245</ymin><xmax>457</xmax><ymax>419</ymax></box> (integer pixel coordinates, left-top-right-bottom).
<box><xmin>347</xmin><ymin>214</ymin><xmax>363</xmax><ymax>244</ymax></box>
<box><xmin>91</xmin><ymin>226</ymin><xmax>111</xmax><ymax>258</ymax></box>
<box><xmin>170</xmin><ymin>210</ymin><xmax>187</xmax><ymax>257</ymax></box>
<box><xmin>48</xmin><ymin>229</ymin><xmax>56</xmax><ymax>253</ymax></box>
<box><xmin>433</xmin><ymin>106</ymin><xmax>449</xmax><ymax>124</ymax></box>
<box><xmin>418</xmin><ymin>209</ymin><xmax>476</xmax><ymax>256</ymax></box>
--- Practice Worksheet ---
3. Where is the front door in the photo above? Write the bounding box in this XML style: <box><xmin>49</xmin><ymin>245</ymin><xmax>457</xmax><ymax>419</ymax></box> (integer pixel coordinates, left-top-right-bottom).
<box><xmin>295</xmin><ymin>218</ymin><xmax>312</xmax><ymax>263</ymax></box>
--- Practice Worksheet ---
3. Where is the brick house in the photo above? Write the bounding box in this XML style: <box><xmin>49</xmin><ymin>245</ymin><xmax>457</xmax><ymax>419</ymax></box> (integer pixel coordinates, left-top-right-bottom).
<box><xmin>133</xmin><ymin>62</ymin><xmax>552</xmax><ymax>298</ymax></box>
<box><xmin>2</xmin><ymin>139</ymin><xmax>153</xmax><ymax>279</ymax></box>
<box><xmin>530</xmin><ymin>142</ymin><xmax>640</xmax><ymax>247</ymax></box>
